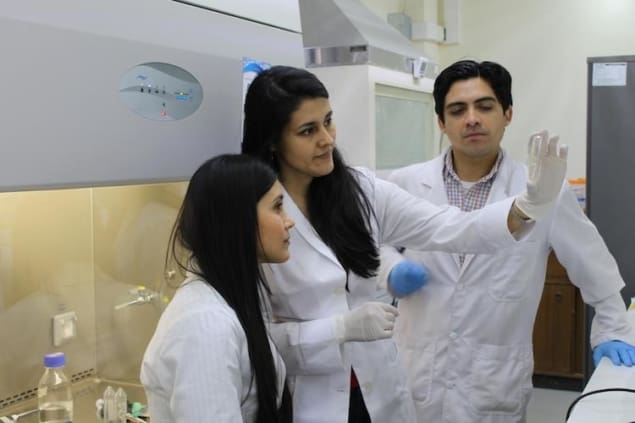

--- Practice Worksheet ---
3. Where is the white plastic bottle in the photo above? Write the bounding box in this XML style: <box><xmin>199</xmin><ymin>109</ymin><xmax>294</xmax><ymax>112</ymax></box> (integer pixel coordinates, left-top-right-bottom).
<box><xmin>38</xmin><ymin>352</ymin><xmax>73</xmax><ymax>423</ymax></box>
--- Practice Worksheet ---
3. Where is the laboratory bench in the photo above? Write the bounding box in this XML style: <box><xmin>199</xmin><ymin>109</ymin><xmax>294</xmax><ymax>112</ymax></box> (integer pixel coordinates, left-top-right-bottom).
<box><xmin>566</xmin><ymin>310</ymin><xmax>635</xmax><ymax>422</ymax></box>
<box><xmin>0</xmin><ymin>378</ymin><xmax>148</xmax><ymax>423</ymax></box>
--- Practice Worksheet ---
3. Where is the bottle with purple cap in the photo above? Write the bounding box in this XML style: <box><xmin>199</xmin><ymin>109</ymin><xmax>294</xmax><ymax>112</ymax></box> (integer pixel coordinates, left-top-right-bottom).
<box><xmin>37</xmin><ymin>352</ymin><xmax>73</xmax><ymax>423</ymax></box>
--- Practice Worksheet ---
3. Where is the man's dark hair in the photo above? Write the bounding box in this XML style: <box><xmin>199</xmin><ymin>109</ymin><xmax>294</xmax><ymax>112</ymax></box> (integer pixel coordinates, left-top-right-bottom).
<box><xmin>433</xmin><ymin>60</ymin><xmax>513</xmax><ymax>123</ymax></box>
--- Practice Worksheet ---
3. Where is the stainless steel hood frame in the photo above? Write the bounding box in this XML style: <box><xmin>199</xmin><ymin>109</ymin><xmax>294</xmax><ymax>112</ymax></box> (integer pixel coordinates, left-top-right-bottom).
<box><xmin>299</xmin><ymin>0</ymin><xmax>435</xmax><ymax>78</ymax></box>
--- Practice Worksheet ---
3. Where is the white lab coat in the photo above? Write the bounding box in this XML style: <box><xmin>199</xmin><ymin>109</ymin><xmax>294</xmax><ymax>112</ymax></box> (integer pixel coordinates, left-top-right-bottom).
<box><xmin>383</xmin><ymin>152</ymin><xmax>635</xmax><ymax>423</ymax></box>
<box><xmin>262</xmin><ymin>167</ymin><xmax>521</xmax><ymax>423</ymax></box>
<box><xmin>141</xmin><ymin>277</ymin><xmax>286</xmax><ymax>423</ymax></box>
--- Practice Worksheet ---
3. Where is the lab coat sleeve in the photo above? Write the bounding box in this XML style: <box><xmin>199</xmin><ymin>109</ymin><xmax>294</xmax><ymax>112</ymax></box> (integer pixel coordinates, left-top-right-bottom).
<box><xmin>160</xmin><ymin>308</ymin><xmax>245</xmax><ymax>423</ymax></box>
<box><xmin>589</xmin><ymin>292</ymin><xmax>635</xmax><ymax>347</ymax></box>
<box><xmin>259</xmin><ymin>265</ymin><xmax>346</xmax><ymax>375</ymax></box>
<box><xmin>266</xmin><ymin>318</ymin><xmax>346</xmax><ymax>376</ymax></box>
<box><xmin>549</xmin><ymin>186</ymin><xmax>635</xmax><ymax>347</ymax></box>
<box><xmin>372</xmin><ymin>174</ymin><xmax>518</xmax><ymax>252</ymax></box>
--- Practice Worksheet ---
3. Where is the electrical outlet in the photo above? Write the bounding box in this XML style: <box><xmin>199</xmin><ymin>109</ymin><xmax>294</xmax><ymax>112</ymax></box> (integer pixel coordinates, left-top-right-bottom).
<box><xmin>52</xmin><ymin>311</ymin><xmax>77</xmax><ymax>347</ymax></box>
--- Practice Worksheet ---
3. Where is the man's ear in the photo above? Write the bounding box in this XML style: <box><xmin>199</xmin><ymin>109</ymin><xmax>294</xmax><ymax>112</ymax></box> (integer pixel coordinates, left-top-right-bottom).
<box><xmin>437</xmin><ymin>115</ymin><xmax>446</xmax><ymax>132</ymax></box>
<box><xmin>504</xmin><ymin>106</ymin><xmax>513</xmax><ymax>126</ymax></box>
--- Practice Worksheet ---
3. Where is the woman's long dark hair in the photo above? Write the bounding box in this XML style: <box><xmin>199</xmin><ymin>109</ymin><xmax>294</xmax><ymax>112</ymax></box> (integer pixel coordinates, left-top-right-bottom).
<box><xmin>242</xmin><ymin>66</ymin><xmax>379</xmax><ymax>277</ymax></box>
<box><xmin>169</xmin><ymin>154</ymin><xmax>291</xmax><ymax>422</ymax></box>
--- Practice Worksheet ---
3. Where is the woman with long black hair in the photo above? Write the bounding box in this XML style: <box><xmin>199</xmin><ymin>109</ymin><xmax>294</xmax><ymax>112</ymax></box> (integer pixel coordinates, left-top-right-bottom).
<box><xmin>141</xmin><ymin>154</ymin><xmax>295</xmax><ymax>422</ymax></box>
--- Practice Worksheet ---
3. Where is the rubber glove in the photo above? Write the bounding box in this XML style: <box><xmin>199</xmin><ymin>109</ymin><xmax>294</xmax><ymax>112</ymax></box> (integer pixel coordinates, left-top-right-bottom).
<box><xmin>593</xmin><ymin>340</ymin><xmax>635</xmax><ymax>367</ymax></box>
<box><xmin>388</xmin><ymin>260</ymin><xmax>429</xmax><ymax>298</ymax></box>
<box><xmin>514</xmin><ymin>129</ymin><xmax>568</xmax><ymax>220</ymax></box>
<box><xmin>333</xmin><ymin>302</ymin><xmax>399</xmax><ymax>343</ymax></box>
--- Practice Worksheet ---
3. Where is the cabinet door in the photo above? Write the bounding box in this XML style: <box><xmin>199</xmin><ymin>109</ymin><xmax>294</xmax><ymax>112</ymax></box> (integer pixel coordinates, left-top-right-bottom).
<box><xmin>533</xmin><ymin>282</ymin><xmax>575</xmax><ymax>375</ymax></box>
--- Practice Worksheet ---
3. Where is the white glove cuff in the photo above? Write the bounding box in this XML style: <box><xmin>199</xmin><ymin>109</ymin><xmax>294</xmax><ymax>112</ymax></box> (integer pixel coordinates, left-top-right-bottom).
<box><xmin>332</xmin><ymin>314</ymin><xmax>346</xmax><ymax>344</ymax></box>
<box><xmin>510</xmin><ymin>200</ymin><xmax>534</xmax><ymax>222</ymax></box>
<box><xmin>514</xmin><ymin>193</ymin><xmax>551</xmax><ymax>221</ymax></box>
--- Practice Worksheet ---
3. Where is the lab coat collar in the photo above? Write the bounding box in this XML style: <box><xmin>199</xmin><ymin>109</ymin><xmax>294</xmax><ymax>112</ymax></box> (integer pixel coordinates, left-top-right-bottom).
<box><xmin>411</xmin><ymin>152</ymin><xmax>462</xmax><ymax>268</ymax></box>
<box><xmin>282</xmin><ymin>185</ymin><xmax>343</xmax><ymax>269</ymax></box>
<box><xmin>419</xmin><ymin>148</ymin><xmax>517</xmax><ymax>199</ymax></box>
<box><xmin>417</xmin><ymin>149</ymin><xmax>517</xmax><ymax>273</ymax></box>
<box><xmin>487</xmin><ymin>152</ymin><xmax>518</xmax><ymax>200</ymax></box>
<box><xmin>414</xmin><ymin>153</ymin><xmax>448</xmax><ymax>204</ymax></box>
<box><xmin>464</xmin><ymin>150</ymin><xmax>519</xmax><ymax>274</ymax></box>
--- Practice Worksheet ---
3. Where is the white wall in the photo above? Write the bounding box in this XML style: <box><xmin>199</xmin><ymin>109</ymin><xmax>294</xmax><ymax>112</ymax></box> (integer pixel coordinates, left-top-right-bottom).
<box><xmin>361</xmin><ymin>0</ymin><xmax>635</xmax><ymax>178</ymax></box>
<box><xmin>439</xmin><ymin>0</ymin><xmax>635</xmax><ymax>178</ymax></box>
<box><xmin>361</xmin><ymin>0</ymin><xmax>441</xmax><ymax>65</ymax></box>
<box><xmin>359</xmin><ymin>0</ymin><xmax>404</xmax><ymax>18</ymax></box>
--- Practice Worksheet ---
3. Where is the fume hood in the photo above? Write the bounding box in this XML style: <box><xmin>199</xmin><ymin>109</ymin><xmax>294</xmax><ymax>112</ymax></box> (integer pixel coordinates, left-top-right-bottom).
<box><xmin>0</xmin><ymin>0</ymin><xmax>303</xmax><ymax>414</ymax></box>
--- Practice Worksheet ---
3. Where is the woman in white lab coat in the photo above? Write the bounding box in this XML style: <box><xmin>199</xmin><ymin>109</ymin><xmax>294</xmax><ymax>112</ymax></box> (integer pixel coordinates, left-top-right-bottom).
<box><xmin>141</xmin><ymin>154</ymin><xmax>295</xmax><ymax>423</ymax></box>
<box><xmin>241</xmin><ymin>66</ymin><xmax>567</xmax><ymax>423</ymax></box>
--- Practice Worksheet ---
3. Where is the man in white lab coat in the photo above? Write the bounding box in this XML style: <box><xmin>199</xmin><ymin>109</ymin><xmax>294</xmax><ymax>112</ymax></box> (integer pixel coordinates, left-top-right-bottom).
<box><xmin>382</xmin><ymin>60</ymin><xmax>635</xmax><ymax>422</ymax></box>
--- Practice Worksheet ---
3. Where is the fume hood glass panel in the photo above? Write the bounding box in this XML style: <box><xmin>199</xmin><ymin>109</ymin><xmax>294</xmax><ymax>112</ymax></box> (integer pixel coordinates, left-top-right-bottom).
<box><xmin>0</xmin><ymin>187</ymin><xmax>96</xmax><ymax>405</ymax></box>
<box><xmin>92</xmin><ymin>181</ymin><xmax>186</xmax><ymax>380</ymax></box>
<box><xmin>119</xmin><ymin>62</ymin><xmax>203</xmax><ymax>121</ymax></box>
<box><xmin>0</xmin><ymin>181</ymin><xmax>186</xmax><ymax>407</ymax></box>
<box><xmin>375</xmin><ymin>84</ymin><xmax>434</xmax><ymax>170</ymax></box>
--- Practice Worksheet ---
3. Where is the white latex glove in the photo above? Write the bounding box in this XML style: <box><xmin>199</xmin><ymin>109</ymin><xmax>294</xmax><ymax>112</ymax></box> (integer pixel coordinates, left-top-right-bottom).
<box><xmin>333</xmin><ymin>302</ymin><xmax>399</xmax><ymax>343</ymax></box>
<box><xmin>514</xmin><ymin>129</ymin><xmax>568</xmax><ymax>220</ymax></box>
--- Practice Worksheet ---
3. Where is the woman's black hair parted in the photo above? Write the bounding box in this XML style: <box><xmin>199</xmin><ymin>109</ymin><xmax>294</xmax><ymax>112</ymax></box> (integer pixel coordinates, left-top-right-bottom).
<box><xmin>433</xmin><ymin>60</ymin><xmax>513</xmax><ymax>122</ymax></box>
<box><xmin>169</xmin><ymin>154</ymin><xmax>291</xmax><ymax>423</ymax></box>
<box><xmin>242</xmin><ymin>66</ymin><xmax>379</xmax><ymax>278</ymax></box>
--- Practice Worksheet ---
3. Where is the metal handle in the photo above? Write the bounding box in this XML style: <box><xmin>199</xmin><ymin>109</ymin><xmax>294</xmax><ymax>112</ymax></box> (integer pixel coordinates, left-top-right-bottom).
<box><xmin>0</xmin><ymin>408</ymin><xmax>39</xmax><ymax>422</ymax></box>
<box><xmin>114</xmin><ymin>286</ymin><xmax>158</xmax><ymax>310</ymax></box>
<box><xmin>114</xmin><ymin>298</ymin><xmax>146</xmax><ymax>310</ymax></box>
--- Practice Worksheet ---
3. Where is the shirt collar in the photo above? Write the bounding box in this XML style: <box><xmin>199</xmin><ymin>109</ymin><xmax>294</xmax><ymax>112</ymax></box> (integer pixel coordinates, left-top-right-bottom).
<box><xmin>443</xmin><ymin>148</ymin><xmax>504</xmax><ymax>184</ymax></box>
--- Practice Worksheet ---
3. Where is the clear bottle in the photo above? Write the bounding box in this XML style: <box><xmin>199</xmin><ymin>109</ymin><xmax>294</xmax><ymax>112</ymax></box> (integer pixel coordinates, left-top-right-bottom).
<box><xmin>103</xmin><ymin>386</ymin><xmax>127</xmax><ymax>423</ymax></box>
<box><xmin>114</xmin><ymin>387</ymin><xmax>127</xmax><ymax>423</ymax></box>
<box><xmin>38</xmin><ymin>352</ymin><xmax>73</xmax><ymax>423</ymax></box>
<box><xmin>102</xmin><ymin>386</ymin><xmax>116</xmax><ymax>423</ymax></box>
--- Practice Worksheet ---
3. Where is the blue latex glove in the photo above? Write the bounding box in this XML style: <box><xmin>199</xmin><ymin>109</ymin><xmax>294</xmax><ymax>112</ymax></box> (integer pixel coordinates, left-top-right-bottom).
<box><xmin>593</xmin><ymin>340</ymin><xmax>635</xmax><ymax>367</ymax></box>
<box><xmin>388</xmin><ymin>261</ymin><xmax>429</xmax><ymax>298</ymax></box>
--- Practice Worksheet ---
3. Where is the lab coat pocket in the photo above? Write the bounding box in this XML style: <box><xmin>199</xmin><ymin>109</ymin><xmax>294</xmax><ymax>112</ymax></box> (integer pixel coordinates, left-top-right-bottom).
<box><xmin>398</xmin><ymin>338</ymin><xmax>436</xmax><ymax>403</ymax></box>
<box><xmin>465</xmin><ymin>343</ymin><xmax>533</xmax><ymax>416</ymax></box>
<box><xmin>487</xmin><ymin>240</ymin><xmax>537</xmax><ymax>302</ymax></box>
